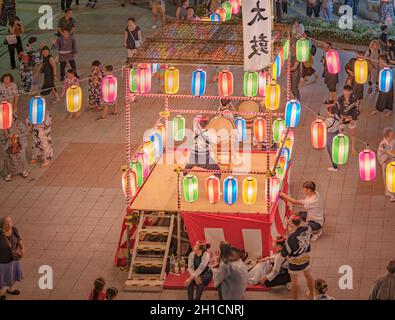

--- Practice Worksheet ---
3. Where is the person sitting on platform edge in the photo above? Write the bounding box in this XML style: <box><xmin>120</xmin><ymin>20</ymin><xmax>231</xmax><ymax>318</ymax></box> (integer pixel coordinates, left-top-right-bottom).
<box><xmin>248</xmin><ymin>235</ymin><xmax>291</xmax><ymax>288</ymax></box>
<box><xmin>280</xmin><ymin>181</ymin><xmax>324</xmax><ymax>241</ymax></box>
<box><xmin>185</xmin><ymin>241</ymin><xmax>212</xmax><ymax>300</ymax></box>
<box><xmin>183</xmin><ymin>116</ymin><xmax>221</xmax><ymax>179</ymax></box>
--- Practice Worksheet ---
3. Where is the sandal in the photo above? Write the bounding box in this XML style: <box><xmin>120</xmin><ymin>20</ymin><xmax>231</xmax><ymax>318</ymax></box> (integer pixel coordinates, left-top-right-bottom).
<box><xmin>7</xmin><ymin>289</ymin><xmax>20</xmax><ymax>295</ymax></box>
<box><xmin>22</xmin><ymin>171</ymin><xmax>29</xmax><ymax>178</ymax></box>
<box><xmin>96</xmin><ymin>116</ymin><xmax>107</xmax><ymax>122</ymax></box>
<box><xmin>109</xmin><ymin>112</ymin><xmax>119</xmax><ymax>116</ymax></box>
<box><xmin>367</xmin><ymin>87</ymin><xmax>372</xmax><ymax>94</ymax></box>
<box><xmin>4</xmin><ymin>175</ymin><xmax>11</xmax><ymax>182</ymax></box>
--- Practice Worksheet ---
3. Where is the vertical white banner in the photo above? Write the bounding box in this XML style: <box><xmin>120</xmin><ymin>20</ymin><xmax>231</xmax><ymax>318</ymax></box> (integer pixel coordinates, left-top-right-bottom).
<box><xmin>242</xmin><ymin>0</ymin><xmax>272</xmax><ymax>71</ymax></box>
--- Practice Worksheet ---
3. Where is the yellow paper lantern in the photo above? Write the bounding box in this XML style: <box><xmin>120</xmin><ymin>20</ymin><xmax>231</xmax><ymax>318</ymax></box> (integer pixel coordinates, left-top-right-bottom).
<box><xmin>66</xmin><ymin>85</ymin><xmax>82</xmax><ymax>113</ymax></box>
<box><xmin>242</xmin><ymin>177</ymin><xmax>257</xmax><ymax>205</ymax></box>
<box><xmin>354</xmin><ymin>58</ymin><xmax>368</xmax><ymax>84</ymax></box>
<box><xmin>164</xmin><ymin>66</ymin><xmax>179</xmax><ymax>94</ymax></box>
<box><xmin>264</xmin><ymin>82</ymin><xmax>280</xmax><ymax>111</ymax></box>
<box><xmin>143</xmin><ymin>140</ymin><xmax>155</xmax><ymax>166</ymax></box>
<box><xmin>386</xmin><ymin>161</ymin><xmax>395</xmax><ymax>193</ymax></box>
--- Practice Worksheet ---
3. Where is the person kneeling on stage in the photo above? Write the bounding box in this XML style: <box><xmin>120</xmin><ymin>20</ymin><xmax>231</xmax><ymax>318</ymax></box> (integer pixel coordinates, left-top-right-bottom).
<box><xmin>184</xmin><ymin>116</ymin><xmax>221</xmax><ymax>179</ymax></box>
<box><xmin>248</xmin><ymin>235</ymin><xmax>291</xmax><ymax>288</ymax></box>
<box><xmin>185</xmin><ymin>241</ymin><xmax>212</xmax><ymax>300</ymax></box>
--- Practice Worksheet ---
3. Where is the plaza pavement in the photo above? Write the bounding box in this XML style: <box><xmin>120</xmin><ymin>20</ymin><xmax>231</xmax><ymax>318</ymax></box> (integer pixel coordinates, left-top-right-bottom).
<box><xmin>0</xmin><ymin>1</ymin><xmax>394</xmax><ymax>300</ymax></box>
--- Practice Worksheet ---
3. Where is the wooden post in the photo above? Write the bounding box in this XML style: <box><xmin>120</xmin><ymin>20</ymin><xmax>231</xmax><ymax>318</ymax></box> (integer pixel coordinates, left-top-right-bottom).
<box><xmin>176</xmin><ymin>166</ymin><xmax>182</xmax><ymax>259</ymax></box>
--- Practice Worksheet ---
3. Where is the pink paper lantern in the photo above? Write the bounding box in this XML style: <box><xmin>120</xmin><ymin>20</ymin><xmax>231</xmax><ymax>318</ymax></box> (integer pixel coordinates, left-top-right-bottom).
<box><xmin>326</xmin><ymin>49</ymin><xmax>341</xmax><ymax>75</ymax></box>
<box><xmin>102</xmin><ymin>75</ymin><xmax>118</xmax><ymax>104</ymax></box>
<box><xmin>359</xmin><ymin>149</ymin><xmax>376</xmax><ymax>182</ymax></box>
<box><xmin>137</xmin><ymin>66</ymin><xmax>152</xmax><ymax>93</ymax></box>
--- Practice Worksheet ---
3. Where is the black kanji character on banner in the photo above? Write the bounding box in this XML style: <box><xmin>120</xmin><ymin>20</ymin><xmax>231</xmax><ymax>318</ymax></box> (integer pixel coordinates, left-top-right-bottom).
<box><xmin>248</xmin><ymin>0</ymin><xmax>268</xmax><ymax>26</ymax></box>
<box><xmin>248</xmin><ymin>33</ymin><xmax>269</xmax><ymax>59</ymax></box>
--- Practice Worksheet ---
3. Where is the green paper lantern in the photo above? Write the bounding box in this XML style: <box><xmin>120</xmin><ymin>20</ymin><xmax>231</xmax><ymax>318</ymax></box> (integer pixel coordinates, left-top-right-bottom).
<box><xmin>332</xmin><ymin>134</ymin><xmax>349</xmax><ymax>165</ymax></box>
<box><xmin>272</xmin><ymin>118</ymin><xmax>286</xmax><ymax>143</ymax></box>
<box><xmin>222</xmin><ymin>1</ymin><xmax>232</xmax><ymax>21</ymax></box>
<box><xmin>129</xmin><ymin>67</ymin><xmax>138</xmax><ymax>93</ymax></box>
<box><xmin>283</xmin><ymin>40</ymin><xmax>290</xmax><ymax>61</ymax></box>
<box><xmin>130</xmin><ymin>160</ymin><xmax>143</xmax><ymax>187</ymax></box>
<box><xmin>243</xmin><ymin>71</ymin><xmax>258</xmax><ymax>97</ymax></box>
<box><xmin>183</xmin><ymin>174</ymin><xmax>199</xmax><ymax>202</ymax></box>
<box><xmin>275</xmin><ymin>165</ymin><xmax>285</xmax><ymax>187</ymax></box>
<box><xmin>296</xmin><ymin>38</ymin><xmax>310</xmax><ymax>63</ymax></box>
<box><xmin>173</xmin><ymin>115</ymin><xmax>185</xmax><ymax>142</ymax></box>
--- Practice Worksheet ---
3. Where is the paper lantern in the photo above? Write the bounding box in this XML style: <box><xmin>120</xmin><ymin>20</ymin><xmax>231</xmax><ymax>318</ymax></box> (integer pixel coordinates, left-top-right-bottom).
<box><xmin>230</xmin><ymin>0</ymin><xmax>240</xmax><ymax>14</ymax></box>
<box><xmin>218</xmin><ymin>70</ymin><xmax>233</xmax><ymax>96</ymax></box>
<box><xmin>210</xmin><ymin>12</ymin><xmax>221</xmax><ymax>22</ymax></box>
<box><xmin>191</xmin><ymin>68</ymin><xmax>206</xmax><ymax>96</ymax></box>
<box><xmin>285</xmin><ymin>99</ymin><xmax>301</xmax><ymax>128</ymax></box>
<box><xmin>102</xmin><ymin>75</ymin><xmax>117</xmax><ymax>104</ymax></box>
<box><xmin>283</xmin><ymin>40</ymin><xmax>290</xmax><ymax>61</ymax></box>
<box><xmin>164</xmin><ymin>66</ymin><xmax>179</xmax><ymax>94</ymax></box>
<box><xmin>136</xmin><ymin>66</ymin><xmax>151</xmax><ymax>94</ymax></box>
<box><xmin>284</xmin><ymin>138</ymin><xmax>294</xmax><ymax>156</ymax></box>
<box><xmin>271</xmin><ymin>55</ymin><xmax>281</xmax><ymax>80</ymax></box>
<box><xmin>223</xmin><ymin>176</ymin><xmax>238</xmax><ymax>205</ymax></box>
<box><xmin>173</xmin><ymin>115</ymin><xmax>185</xmax><ymax>142</ymax></box>
<box><xmin>234</xmin><ymin>116</ymin><xmax>246</xmax><ymax>142</ymax></box>
<box><xmin>130</xmin><ymin>160</ymin><xmax>143</xmax><ymax>187</ymax></box>
<box><xmin>267</xmin><ymin>176</ymin><xmax>280</xmax><ymax>203</ymax></box>
<box><xmin>156</xmin><ymin>123</ymin><xmax>167</xmax><ymax>147</ymax></box>
<box><xmin>216</xmin><ymin>8</ymin><xmax>226</xmax><ymax>21</ymax></box>
<box><xmin>0</xmin><ymin>101</ymin><xmax>12</xmax><ymax>130</ymax></box>
<box><xmin>358</xmin><ymin>149</ymin><xmax>376</xmax><ymax>182</ymax></box>
<box><xmin>326</xmin><ymin>49</ymin><xmax>340</xmax><ymax>75</ymax></box>
<box><xmin>29</xmin><ymin>96</ymin><xmax>45</xmax><ymax>125</ymax></box>
<box><xmin>137</xmin><ymin>150</ymin><xmax>149</xmax><ymax>178</ymax></box>
<box><xmin>296</xmin><ymin>38</ymin><xmax>310</xmax><ymax>62</ymax></box>
<box><xmin>129</xmin><ymin>67</ymin><xmax>138</xmax><ymax>93</ymax></box>
<box><xmin>332</xmin><ymin>134</ymin><xmax>349</xmax><ymax>165</ymax></box>
<box><xmin>222</xmin><ymin>1</ymin><xmax>232</xmax><ymax>20</ymax></box>
<box><xmin>205</xmin><ymin>175</ymin><xmax>220</xmax><ymax>204</ymax></box>
<box><xmin>278</xmin><ymin>146</ymin><xmax>291</xmax><ymax>162</ymax></box>
<box><xmin>308</xmin><ymin>119</ymin><xmax>326</xmax><ymax>149</ymax></box>
<box><xmin>386</xmin><ymin>161</ymin><xmax>395</xmax><ymax>193</ymax></box>
<box><xmin>279</xmin><ymin>47</ymin><xmax>285</xmax><ymax>68</ymax></box>
<box><xmin>149</xmin><ymin>132</ymin><xmax>163</xmax><ymax>159</ymax></box>
<box><xmin>265</xmin><ymin>82</ymin><xmax>280</xmax><ymax>110</ymax></box>
<box><xmin>151</xmin><ymin>63</ymin><xmax>160</xmax><ymax>74</ymax></box>
<box><xmin>275</xmin><ymin>166</ymin><xmax>285</xmax><ymax>186</ymax></box>
<box><xmin>143</xmin><ymin>140</ymin><xmax>155</xmax><ymax>166</ymax></box>
<box><xmin>66</xmin><ymin>85</ymin><xmax>82</xmax><ymax>113</ymax></box>
<box><xmin>243</xmin><ymin>71</ymin><xmax>258</xmax><ymax>97</ymax></box>
<box><xmin>278</xmin><ymin>156</ymin><xmax>288</xmax><ymax>173</ymax></box>
<box><xmin>183</xmin><ymin>174</ymin><xmax>199</xmax><ymax>203</ymax></box>
<box><xmin>242</xmin><ymin>177</ymin><xmax>257</xmax><ymax>205</ymax></box>
<box><xmin>379</xmin><ymin>68</ymin><xmax>393</xmax><ymax>93</ymax></box>
<box><xmin>272</xmin><ymin>118</ymin><xmax>286</xmax><ymax>143</ymax></box>
<box><xmin>258</xmin><ymin>70</ymin><xmax>267</xmax><ymax>97</ymax></box>
<box><xmin>253</xmin><ymin>117</ymin><xmax>266</xmax><ymax>143</ymax></box>
<box><xmin>122</xmin><ymin>170</ymin><xmax>137</xmax><ymax>198</ymax></box>
<box><xmin>354</xmin><ymin>59</ymin><xmax>368</xmax><ymax>84</ymax></box>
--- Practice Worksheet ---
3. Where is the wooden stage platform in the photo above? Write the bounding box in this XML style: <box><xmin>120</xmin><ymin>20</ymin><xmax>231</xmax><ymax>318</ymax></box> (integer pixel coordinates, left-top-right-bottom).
<box><xmin>131</xmin><ymin>149</ymin><xmax>276</xmax><ymax>214</ymax></box>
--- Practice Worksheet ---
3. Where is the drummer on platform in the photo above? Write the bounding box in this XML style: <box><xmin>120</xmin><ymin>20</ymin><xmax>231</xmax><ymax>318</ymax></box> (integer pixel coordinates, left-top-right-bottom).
<box><xmin>184</xmin><ymin>116</ymin><xmax>221</xmax><ymax>179</ymax></box>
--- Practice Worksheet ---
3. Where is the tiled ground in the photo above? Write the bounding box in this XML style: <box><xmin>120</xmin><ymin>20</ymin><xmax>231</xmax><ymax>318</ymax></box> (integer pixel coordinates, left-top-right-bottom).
<box><xmin>0</xmin><ymin>2</ymin><xmax>394</xmax><ymax>300</ymax></box>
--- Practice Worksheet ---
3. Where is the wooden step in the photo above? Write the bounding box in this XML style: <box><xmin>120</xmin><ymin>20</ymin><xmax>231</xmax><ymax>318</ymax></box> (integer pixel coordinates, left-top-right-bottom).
<box><xmin>134</xmin><ymin>257</ymin><xmax>164</xmax><ymax>267</ymax></box>
<box><xmin>128</xmin><ymin>273</ymin><xmax>162</xmax><ymax>280</ymax></box>
<box><xmin>124</xmin><ymin>278</ymin><xmax>164</xmax><ymax>292</ymax></box>
<box><xmin>140</xmin><ymin>226</ymin><xmax>170</xmax><ymax>235</ymax></box>
<box><xmin>137</xmin><ymin>241</ymin><xmax>167</xmax><ymax>252</ymax></box>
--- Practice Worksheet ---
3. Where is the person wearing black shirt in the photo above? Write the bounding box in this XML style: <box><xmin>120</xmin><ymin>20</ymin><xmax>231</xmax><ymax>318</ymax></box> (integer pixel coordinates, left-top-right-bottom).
<box><xmin>372</xmin><ymin>55</ymin><xmax>393</xmax><ymax>117</ymax></box>
<box><xmin>336</xmin><ymin>85</ymin><xmax>359</xmax><ymax>155</ymax></box>
<box><xmin>321</xmin><ymin>42</ymin><xmax>339</xmax><ymax>104</ymax></box>
<box><xmin>344</xmin><ymin>51</ymin><xmax>365</xmax><ymax>107</ymax></box>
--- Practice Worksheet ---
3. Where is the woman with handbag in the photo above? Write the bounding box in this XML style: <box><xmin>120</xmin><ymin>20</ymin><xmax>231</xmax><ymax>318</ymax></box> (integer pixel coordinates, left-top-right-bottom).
<box><xmin>0</xmin><ymin>216</ymin><xmax>24</xmax><ymax>300</ymax></box>
<box><xmin>124</xmin><ymin>17</ymin><xmax>142</xmax><ymax>63</ymax></box>
<box><xmin>0</xmin><ymin>114</ymin><xmax>28</xmax><ymax>182</ymax></box>
<box><xmin>5</xmin><ymin>16</ymin><xmax>24</xmax><ymax>69</ymax></box>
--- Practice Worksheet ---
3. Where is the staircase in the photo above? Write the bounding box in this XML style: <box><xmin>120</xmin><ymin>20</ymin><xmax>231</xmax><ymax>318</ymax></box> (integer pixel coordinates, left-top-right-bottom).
<box><xmin>124</xmin><ymin>213</ymin><xmax>175</xmax><ymax>292</ymax></box>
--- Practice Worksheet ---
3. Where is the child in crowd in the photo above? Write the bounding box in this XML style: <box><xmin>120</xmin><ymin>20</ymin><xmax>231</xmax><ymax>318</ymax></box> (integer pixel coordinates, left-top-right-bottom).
<box><xmin>105</xmin><ymin>287</ymin><xmax>118</xmax><ymax>300</ymax></box>
<box><xmin>324</xmin><ymin>105</ymin><xmax>340</xmax><ymax>172</ymax></box>
<box><xmin>88</xmin><ymin>277</ymin><xmax>106</xmax><ymax>300</ymax></box>
<box><xmin>88</xmin><ymin>60</ymin><xmax>104</xmax><ymax>112</ymax></box>
<box><xmin>96</xmin><ymin>65</ymin><xmax>119</xmax><ymax>121</ymax></box>
<box><xmin>314</xmin><ymin>279</ymin><xmax>335</xmax><ymax>300</ymax></box>
<box><xmin>62</xmin><ymin>69</ymin><xmax>80</xmax><ymax>118</ymax></box>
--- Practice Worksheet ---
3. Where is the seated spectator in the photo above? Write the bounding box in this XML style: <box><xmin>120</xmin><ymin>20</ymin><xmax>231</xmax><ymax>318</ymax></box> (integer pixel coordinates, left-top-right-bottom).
<box><xmin>176</xmin><ymin>0</ymin><xmax>189</xmax><ymax>20</ymax></box>
<box><xmin>185</xmin><ymin>241</ymin><xmax>212</xmax><ymax>300</ymax></box>
<box><xmin>280</xmin><ymin>181</ymin><xmax>324</xmax><ymax>241</ymax></box>
<box><xmin>314</xmin><ymin>279</ymin><xmax>335</xmax><ymax>300</ymax></box>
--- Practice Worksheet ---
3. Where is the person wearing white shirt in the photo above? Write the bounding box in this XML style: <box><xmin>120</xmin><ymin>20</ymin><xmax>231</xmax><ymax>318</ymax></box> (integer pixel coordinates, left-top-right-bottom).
<box><xmin>377</xmin><ymin>127</ymin><xmax>395</xmax><ymax>202</ymax></box>
<box><xmin>185</xmin><ymin>241</ymin><xmax>212</xmax><ymax>300</ymax></box>
<box><xmin>280</xmin><ymin>181</ymin><xmax>324</xmax><ymax>241</ymax></box>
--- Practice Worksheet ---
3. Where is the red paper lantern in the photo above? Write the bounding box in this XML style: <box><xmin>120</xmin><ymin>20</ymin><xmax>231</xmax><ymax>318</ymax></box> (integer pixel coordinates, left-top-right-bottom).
<box><xmin>218</xmin><ymin>70</ymin><xmax>233</xmax><ymax>96</ymax></box>
<box><xmin>205</xmin><ymin>175</ymin><xmax>220</xmax><ymax>204</ymax></box>
<box><xmin>0</xmin><ymin>101</ymin><xmax>12</xmax><ymax>130</ymax></box>
<box><xmin>253</xmin><ymin>117</ymin><xmax>266</xmax><ymax>143</ymax></box>
<box><xmin>136</xmin><ymin>66</ymin><xmax>152</xmax><ymax>93</ymax></box>
<box><xmin>310</xmin><ymin>119</ymin><xmax>327</xmax><ymax>149</ymax></box>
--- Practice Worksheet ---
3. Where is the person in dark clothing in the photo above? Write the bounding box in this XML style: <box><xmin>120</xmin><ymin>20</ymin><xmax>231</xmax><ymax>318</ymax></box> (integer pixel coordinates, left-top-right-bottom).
<box><xmin>372</xmin><ymin>55</ymin><xmax>393</xmax><ymax>117</ymax></box>
<box><xmin>321</xmin><ymin>42</ymin><xmax>339</xmax><ymax>104</ymax></box>
<box><xmin>0</xmin><ymin>0</ymin><xmax>16</xmax><ymax>26</ymax></box>
<box><xmin>185</xmin><ymin>241</ymin><xmax>212</xmax><ymax>300</ymax></box>
<box><xmin>281</xmin><ymin>215</ymin><xmax>314</xmax><ymax>300</ymax></box>
<box><xmin>344</xmin><ymin>51</ymin><xmax>365</xmax><ymax>107</ymax></box>
<box><xmin>61</xmin><ymin>0</ymin><xmax>72</xmax><ymax>11</ymax></box>
<box><xmin>6</xmin><ymin>17</ymin><xmax>24</xmax><ymax>69</ymax></box>
<box><xmin>40</xmin><ymin>46</ymin><xmax>60</xmax><ymax>102</ymax></box>
<box><xmin>183</xmin><ymin>116</ymin><xmax>221</xmax><ymax>179</ymax></box>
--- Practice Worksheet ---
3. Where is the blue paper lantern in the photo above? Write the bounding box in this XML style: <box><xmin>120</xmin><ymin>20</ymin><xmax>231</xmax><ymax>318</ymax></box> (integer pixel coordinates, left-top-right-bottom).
<box><xmin>234</xmin><ymin>116</ymin><xmax>246</xmax><ymax>142</ymax></box>
<box><xmin>285</xmin><ymin>99</ymin><xmax>301</xmax><ymax>128</ymax></box>
<box><xmin>273</xmin><ymin>54</ymin><xmax>282</xmax><ymax>79</ymax></box>
<box><xmin>379</xmin><ymin>68</ymin><xmax>393</xmax><ymax>93</ymax></box>
<box><xmin>151</xmin><ymin>63</ymin><xmax>160</xmax><ymax>74</ymax></box>
<box><xmin>29</xmin><ymin>96</ymin><xmax>46</xmax><ymax>125</ymax></box>
<box><xmin>149</xmin><ymin>132</ymin><xmax>163</xmax><ymax>159</ymax></box>
<box><xmin>279</xmin><ymin>147</ymin><xmax>291</xmax><ymax>162</ymax></box>
<box><xmin>191</xmin><ymin>68</ymin><xmax>206</xmax><ymax>96</ymax></box>
<box><xmin>223</xmin><ymin>176</ymin><xmax>238</xmax><ymax>205</ymax></box>
<box><xmin>210</xmin><ymin>12</ymin><xmax>221</xmax><ymax>22</ymax></box>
